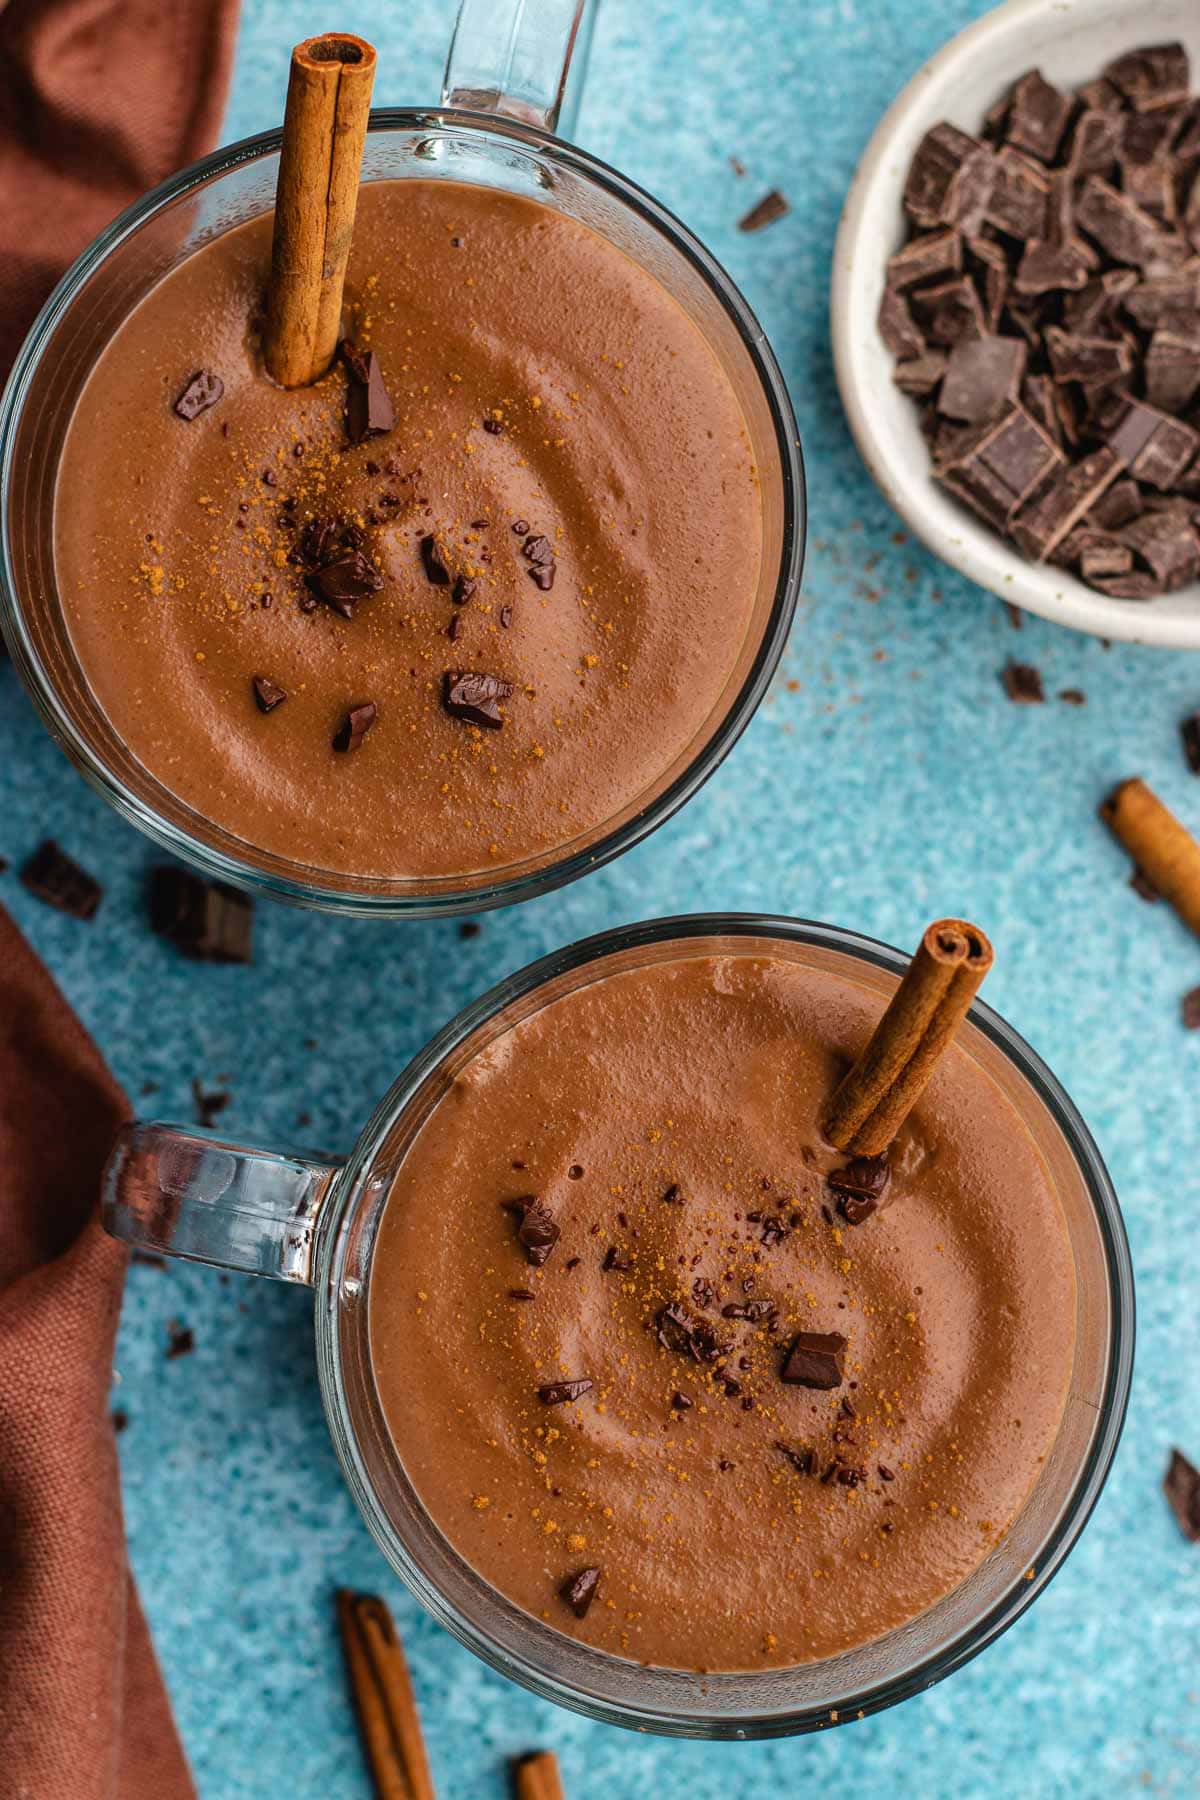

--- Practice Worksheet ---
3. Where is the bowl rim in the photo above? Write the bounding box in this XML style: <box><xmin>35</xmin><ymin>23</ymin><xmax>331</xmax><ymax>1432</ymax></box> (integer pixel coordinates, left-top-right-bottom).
<box><xmin>830</xmin><ymin>0</ymin><xmax>1200</xmax><ymax>649</ymax></box>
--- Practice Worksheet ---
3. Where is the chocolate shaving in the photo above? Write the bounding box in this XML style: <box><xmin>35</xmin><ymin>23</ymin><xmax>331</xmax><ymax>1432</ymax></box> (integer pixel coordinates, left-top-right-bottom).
<box><xmin>252</xmin><ymin>675</ymin><xmax>288</xmax><ymax>713</ymax></box>
<box><xmin>738</xmin><ymin>189</ymin><xmax>790</xmax><ymax>232</ymax></box>
<box><xmin>332</xmin><ymin>702</ymin><xmax>377</xmax><ymax>753</ymax></box>
<box><xmin>559</xmin><ymin>1566</ymin><xmax>602</xmax><ymax>1617</ymax></box>
<box><xmin>443</xmin><ymin>670</ymin><xmax>513</xmax><ymax>730</ymax></box>
<box><xmin>173</xmin><ymin>370</ymin><xmax>223</xmax><ymax>421</ymax></box>
<box><xmin>538</xmin><ymin>1379</ymin><xmax>593</xmax><ymax>1406</ymax></box>
<box><xmin>656</xmin><ymin>1301</ymin><xmax>723</xmax><ymax>1364</ymax></box>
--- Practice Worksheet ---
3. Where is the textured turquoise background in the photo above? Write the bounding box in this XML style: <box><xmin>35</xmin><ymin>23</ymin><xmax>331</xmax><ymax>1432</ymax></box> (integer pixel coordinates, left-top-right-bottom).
<box><xmin>3</xmin><ymin>0</ymin><xmax>1199</xmax><ymax>1794</ymax></box>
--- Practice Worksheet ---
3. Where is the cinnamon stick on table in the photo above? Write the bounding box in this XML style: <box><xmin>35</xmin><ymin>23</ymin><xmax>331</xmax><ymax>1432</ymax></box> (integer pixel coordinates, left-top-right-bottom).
<box><xmin>265</xmin><ymin>34</ymin><xmax>376</xmax><ymax>388</ymax></box>
<box><xmin>512</xmin><ymin>1750</ymin><xmax>566</xmax><ymax>1800</ymax></box>
<box><xmin>823</xmin><ymin>919</ymin><xmax>993</xmax><ymax>1157</ymax></box>
<box><xmin>336</xmin><ymin>1589</ymin><xmax>436</xmax><ymax>1800</ymax></box>
<box><xmin>1101</xmin><ymin>777</ymin><xmax>1200</xmax><ymax>939</ymax></box>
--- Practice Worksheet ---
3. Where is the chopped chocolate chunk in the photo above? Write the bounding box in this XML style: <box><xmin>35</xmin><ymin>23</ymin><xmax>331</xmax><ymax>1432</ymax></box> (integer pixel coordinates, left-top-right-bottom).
<box><xmin>499</xmin><ymin>604</ymin><xmax>513</xmax><ymax>629</ymax></box>
<box><xmin>420</xmin><ymin>534</ymin><xmax>452</xmax><ymax>585</ymax></box>
<box><xmin>661</xmin><ymin>1183</ymin><xmax>682</xmax><ymax>1204</ymax></box>
<box><xmin>508</xmin><ymin>1288</ymin><xmax>535</xmax><ymax>1301</ymax></box>
<box><xmin>1145</xmin><ymin>331</ymin><xmax>1200</xmax><ymax>414</ymax></box>
<box><xmin>1044</xmin><ymin>328</ymin><xmax>1133</xmax><ymax>385</ymax></box>
<box><xmin>776</xmin><ymin>1442</ymin><xmax>816</xmax><ymax>1476</ymax></box>
<box><xmin>446</xmin><ymin>612</ymin><xmax>463</xmax><ymax>642</ymax></box>
<box><xmin>671</xmin><ymin>1391</ymin><xmax>693</xmax><ymax>1411</ymax></box>
<box><xmin>510</xmin><ymin>1196</ymin><xmax>559</xmax><ymax>1266</ymax></box>
<box><xmin>656</xmin><ymin>1301</ymin><xmax>723</xmax><ymax>1363</ymax></box>
<box><xmin>1079</xmin><ymin>539</ymin><xmax>1133</xmax><ymax>581</ymax></box>
<box><xmin>965</xmin><ymin>235</ymin><xmax>1009</xmax><ymax>329</ymax></box>
<box><xmin>1123</xmin><ymin>268</ymin><xmax>1200</xmax><ymax>329</ymax></box>
<box><xmin>482</xmin><ymin>416</ymin><xmax>504</xmax><ymax>434</ymax></box>
<box><xmin>894</xmin><ymin>352</ymin><xmax>948</xmax><ymax>399</ymax></box>
<box><xmin>1105</xmin><ymin>42</ymin><xmax>1190</xmax><ymax>113</ymax></box>
<box><xmin>511</xmin><ymin>518</ymin><xmax>530</xmax><ymax>535</ymax></box>
<box><xmin>1164</xmin><ymin>1446</ymin><xmax>1200</xmax><ymax>1540</ymax></box>
<box><xmin>452</xmin><ymin>573</ymin><xmax>477</xmax><ymax>606</ymax></box>
<box><xmin>148</xmin><ymin>866</ymin><xmax>252</xmax><ymax>962</ymax></box>
<box><xmin>1001</xmin><ymin>659</ymin><xmax>1045</xmax><ymax>703</ymax></box>
<box><xmin>721</xmin><ymin>1298</ymin><xmax>776</xmax><ymax>1322</ymax></box>
<box><xmin>538</xmin><ymin>1378</ymin><xmax>593</xmax><ymax>1406</ymax></box>
<box><xmin>1005</xmin><ymin>70</ymin><xmax>1072</xmax><ymax>165</ymax></box>
<box><xmin>1059</xmin><ymin>687</ymin><xmax>1087</xmax><ymax>706</ymax></box>
<box><xmin>166</xmin><ymin>1323</ymin><xmax>194</xmax><ymax>1360</ymax></box>
<box><xmin>829</xmin><ymin>1154</ymin><xmax>892</xmax><ymax>1224</ymax></box>
<box><xmin>1091</xmin><ymin>479</ymin><xmax>1143</xmax><ymax>530</ymax></box>
<box><xmin>910</xmin><ymin>276</ymin><xmax>985</xmax><ymax>346</ymax></box>
<box><xmin>192</xmin><ymin>1079</ymin><xmax>230</xmax><ymax>1130</ymax></box>
<box><xmin>1111</xmin><ymin>401</ymin><xmax>1200</xmax><ymax>489</ymax></box>
<box><xmin>1076</xmin><ymin>175</ymin><xmax>1183</xmax><ymax>269</ymax></box>
<box><xmin>904</xmin><ymin>124</ymin><xmax>995</xmax><ymax>233</ymax></box>
<box><xmin>442</xmin><ymin>669</ymin><xmax>513</xmax><ymax>729</ymax></box>
<box><xmin>938</xmin><ymin>334</ymin><xmax>1026</xmax><ymax>423</ymax></box>
<box><xmin>1012</xmin><ymin>239</ymin><xmax>1094</xmax><ymax>296</ymax></box>
<box><xmin>886</xmin><ymin>228</ymin><xmax>963</xmax><ymax>291</ymax></box>
<box><xmin>332</xmin><ymin>702</ymin><xmax>378</xmax><ymax>753</ymax></box>
<box><xmin>1183</xmin><ymin>986</ymin><xmax>1200</xmax><ymax>1028</ymax></box>
<box><xmin>1066</xmin><ymin>108</ymin><xmax>1124</xmax><ymax>178</ymax></box>
<box><xmin>20</xmin><ymin>840</ymin><xmax>102</xmax><ymax>920</ymax></box>
<box><xmin>602</xmin><ymin>1245</ymin><xmax>631</xmax><ymax>1272</ymax></box>
<box><xmin>937</xmin><ymin>405</ymin><xmax>1063</xmax><ymax>531</ymax></box>
<box><xmin>342</xmin><ymin>341</ymin><xmax>395</xmax><ymax>445</ymax></box>
<box><xmin>173</xmin><ymin>370</ymin><xmax>223</xmax><ymax>421</ymax></box>
<box><xmin>986</xmin><ymin>147</ymin><xmax>1050</xmax><ymax>241</ymax></box>
<box><xmin>738</xmin><ymin>189</ymin><xmax>790</xmax><ymax>233</ymax></box>
<box><xmin>252</xmin><ymin>675</ymin><xmax>287</xmax><ymax>713</ymax></box>
<box><xmin>559</xmin><ymin>1566</ymin><xmax>602</xmax><ymax>1617</ymax></box>
<box><xmin>878</xmin><ymin>285</ymin><xmax>925</xmax><ymax>359</ymax></box>
<box><xmin>1122</xmin><ymin>508</ymin><xmax>1200</xmax><ymax>590</ymax></box>
<box><xmin>780</xmin><ymin>1330</ymin><xmax>847</xmax><ymax>1390</ymax></box>
<box><xmin>1011</xmin><ymin>448</ymin><xmax>1121</xmax><ymax>561</ymax></box>
<box><xmin>112</xmin><ymin>1409</ymin><xmax>128</xmax><ymax>1433</ymax></box>
<box><xmin>310</xmin><ymin>550</ymin><xmax>384</xmax><ymax>619</ymax></box>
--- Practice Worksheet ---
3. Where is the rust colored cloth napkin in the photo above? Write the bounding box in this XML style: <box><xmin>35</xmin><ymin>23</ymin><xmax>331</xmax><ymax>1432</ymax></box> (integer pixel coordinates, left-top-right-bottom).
<box><xmin>0</xmin><ymin>4</ymin><xmax>238</xmax><ymax>1794</ymax></box>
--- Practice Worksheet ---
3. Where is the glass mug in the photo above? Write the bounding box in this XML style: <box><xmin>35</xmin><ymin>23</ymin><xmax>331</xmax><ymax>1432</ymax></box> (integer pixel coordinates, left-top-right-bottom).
<box><xmin>101</xmin><ymin>914</ymin><xmax>1133</xmax><ymax>1738</ymax></box>
<box><xmin>0</xmin><ymin>0</ymin><xmax>804</xmax><ymax>917</ymax></box>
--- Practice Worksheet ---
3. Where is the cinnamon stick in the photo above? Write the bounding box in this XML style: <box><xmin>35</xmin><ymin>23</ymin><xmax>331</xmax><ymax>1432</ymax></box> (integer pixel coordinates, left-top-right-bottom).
<box><xmin>336</xmin><ymin>1589</ymin><xmax>436</xmax><ymax>1800</ymax></box>
<box><xmin>265</xmin><ymin>34</ymin><xmax>377</xmax><ymax>388</ymax></box>
<box><xmin>512</xmin><ymin>1751</ymin><xmax>566</xmax><ymax>1800</ymax></box>
<box><xmin>823</xmin><ymin>919</ymin><xmax>993</xmax><ymax>1156</ymax></box>
<box><xmin>1101</xmin><ymin>777</ymin><xmax>1200</xmax><ymax>939</ymax></box>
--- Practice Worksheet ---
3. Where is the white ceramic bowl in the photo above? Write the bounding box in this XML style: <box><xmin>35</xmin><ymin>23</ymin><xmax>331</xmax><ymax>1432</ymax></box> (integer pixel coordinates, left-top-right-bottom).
<box><xmin>832</xmin><ymin>0</ymin><xmax>1200</xmax><ymax>647</ymax></box>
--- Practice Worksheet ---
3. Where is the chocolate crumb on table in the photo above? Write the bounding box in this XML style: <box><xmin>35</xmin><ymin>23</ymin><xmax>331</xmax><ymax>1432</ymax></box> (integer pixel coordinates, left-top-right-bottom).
<box><xmin>1182</xmin><ymin>986</ymin><xmax>1200</xmax><ymax>1030</ymax></box>
<box><xmin>881</xmin><ymin>41</ymin><xmax>1200</xmax><ymax>601</ymax></box>
<box><xmin>1001</xmin><ymin>660</ymin><xmax>1044</xmax><ymax>703</ymax></box>
<box><xmin>738</xmin><ymin>188</ymin><xmax>790</xmax><ymax>232</ymax></box>
<box><xmin>1164</xmin><ymin>1448</ymin><xmax>1200</xmax><ymax>1541</ymax></box>
<box><xmin>165</xmin><ymin>1323</ymin><xmax>194</xmax><ymax>1360</ymax></box>
<box><xmin>191</xmin><ymin>1080</ymin><xmax>231</xmax><ymax>1130</ymax></box>
<box><xmin>148</xmin><ymin>865</ymin><xmax>253</xmax><ymax>963</ymax></box>
<box><xmin>1181</xmin><ymin>712</ymin><xmax>1200</xmax><ymax>774</ymax></box>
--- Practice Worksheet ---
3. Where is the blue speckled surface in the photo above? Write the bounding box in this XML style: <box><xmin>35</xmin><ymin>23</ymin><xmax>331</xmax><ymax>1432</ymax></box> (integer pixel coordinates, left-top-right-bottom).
<box><xmin>3</xmin><ymin>1</ymin><xmax>1200</xmax><ymax>1794</ymax></box>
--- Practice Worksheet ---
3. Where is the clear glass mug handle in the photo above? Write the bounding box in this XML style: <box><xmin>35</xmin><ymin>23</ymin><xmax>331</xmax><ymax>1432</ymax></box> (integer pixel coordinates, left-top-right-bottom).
<box><xmin>102</xmin><ymin>1122</ymin><xmax>340</xmax><ymax>1284</ymax></box>
<box><xmin>442</xmin><ymin>0</ymin><xmax>599</xmax><ymax>136</ymax></box>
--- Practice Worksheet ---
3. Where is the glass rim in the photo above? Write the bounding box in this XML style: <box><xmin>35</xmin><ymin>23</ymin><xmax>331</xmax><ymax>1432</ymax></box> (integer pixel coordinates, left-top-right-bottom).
<box><xmin>314</xmin><ymin>911</ymin><xmax>1134</xmax><ymax>1736</ymax></box>
<box><xmin>0</xmin><ymin>108</ymin><xmax>805</xmax><ymax>918</ymax></box>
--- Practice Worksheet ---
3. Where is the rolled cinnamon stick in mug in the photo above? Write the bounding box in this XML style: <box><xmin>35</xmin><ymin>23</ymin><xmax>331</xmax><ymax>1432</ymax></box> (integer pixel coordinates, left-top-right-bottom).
<box><xmin>265</xmin><ymin>34</ymin><xmax>377</xmax><ymax>388</ymax></box>
<box><xmin>823</xmin><ymin>919</ymin><xmax>993</xmax><ymax>1156</ymax></box>
<box><xmin>1101</xmin><ymin>777</ymin><xmax>1200</xmax><ymax>940</ymax></box>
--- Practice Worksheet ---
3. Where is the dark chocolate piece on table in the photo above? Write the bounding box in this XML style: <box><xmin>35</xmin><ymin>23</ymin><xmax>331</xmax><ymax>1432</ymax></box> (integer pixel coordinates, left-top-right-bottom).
<box><xmin>442</xmin><ymin>670</ymin><xmax>513</xmax><ymax>729</ymax></box>
<box><xmin>332</xmin><ymin>701</ymin><xmax>378</xmax><ymax>752</ymax></box>
<box><xmin>738</xmin><ymin>188</ymin><xmax>790</xmax><ymax>232</ymax></box>
<box><xmin>148</xmin><ymin>865</ymin><xmax>252</xmax><ymax>962</ymax></box>
<box><xmin>1183</xmin><ymin>988</ymin><xmax>1200</xmax><ymax>1029</ymax></box>
<box><xmin>20</xmin><ymin>840</ymin><xmax>102</xmax><ymax>920</ymax></box>
<box><xmin>1001</xmin><ymin>659</ymin><xmax>1045</xmax><ymax>703</ymax></box>
<box><xmin>1181</xmin><ymin>711</ymin><xmax>1200</xmax><ymax>774</ymax></box>
<box><xmin>1164</xmin><ymin>1446</ymin><xmax>1200</xmax><ymax>1541</ymax></box>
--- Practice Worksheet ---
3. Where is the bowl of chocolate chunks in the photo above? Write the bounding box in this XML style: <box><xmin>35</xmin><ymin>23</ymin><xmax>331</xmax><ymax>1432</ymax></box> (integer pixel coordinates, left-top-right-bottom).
<box><xmin>833</xmin><ymin>0</ymin><xmax>1200</xmax><ymax>645</ymax></box>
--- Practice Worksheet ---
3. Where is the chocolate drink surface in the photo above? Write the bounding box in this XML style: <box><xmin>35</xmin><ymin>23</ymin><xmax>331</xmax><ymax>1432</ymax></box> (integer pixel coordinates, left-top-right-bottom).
<box><xmin>54</xmin><ymin>181</ymin><xmax>762</xmax><ymax>880</ymax></box>
<box><xmin>369</xmin><ymin>950</ymin><xmax>1076</xmax><ymax>1671</ymax></box>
